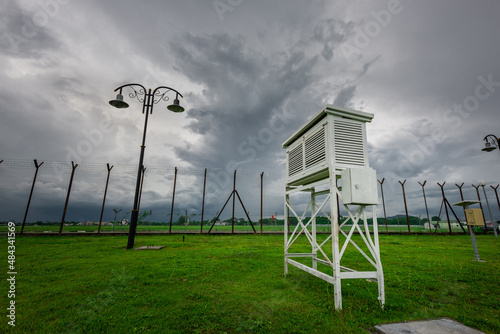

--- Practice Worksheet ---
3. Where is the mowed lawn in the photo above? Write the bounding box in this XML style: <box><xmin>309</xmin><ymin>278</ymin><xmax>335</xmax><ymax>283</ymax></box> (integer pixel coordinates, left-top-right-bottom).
<box><xmin>1</xmin><ymin>234</ymin><xmax>499</xmax><ymax>333</ymax></box>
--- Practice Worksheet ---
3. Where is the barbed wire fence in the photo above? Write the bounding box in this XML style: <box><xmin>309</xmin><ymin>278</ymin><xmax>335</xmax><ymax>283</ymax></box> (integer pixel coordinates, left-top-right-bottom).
<box><xmin>0</xmin><ymin>158</ymin><xmax>498</xmax><ymax>234</ymax></box>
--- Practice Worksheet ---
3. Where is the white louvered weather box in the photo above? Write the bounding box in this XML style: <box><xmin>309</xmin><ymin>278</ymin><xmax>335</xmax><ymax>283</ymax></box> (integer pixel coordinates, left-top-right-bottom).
<box><xmin>283</xmin><ymin>104</ymin><xmax>373</xmax><ymax>186</ymax></box>
<box><xmin>282</xmin><ymin>104</ymin><xmax>383</xmax><ymax>311</ymax></box>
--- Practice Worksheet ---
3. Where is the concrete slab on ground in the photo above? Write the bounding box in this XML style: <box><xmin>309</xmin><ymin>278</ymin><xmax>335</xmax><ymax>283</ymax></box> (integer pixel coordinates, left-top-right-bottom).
<box><xmin>135</xmin><ymin>246</ymin><xmax>165</xmax><ymax>250</ymax></box>
<box><xmin>374</xmin><ymin>318</ymin><xmax>486</xmax><ymax>334</ymax></box>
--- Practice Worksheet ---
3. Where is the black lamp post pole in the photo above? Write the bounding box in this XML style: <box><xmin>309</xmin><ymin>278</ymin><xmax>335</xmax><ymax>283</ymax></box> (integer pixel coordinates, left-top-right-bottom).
<box><xmin>110</xmin><ymin>83</ymin><xmax>184</xmax><ymax>249</ymax></box>
<box><xmin>127</xmin><ymin>89</ymin><xmax>152</xmax><ymax>249</ymax></box>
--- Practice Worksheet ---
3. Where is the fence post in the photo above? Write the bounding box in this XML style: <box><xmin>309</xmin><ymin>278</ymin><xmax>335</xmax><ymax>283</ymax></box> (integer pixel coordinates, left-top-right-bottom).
<box><xmin>200</xmin><ymin>168</ymin><xmax>207</xmax><ymax>234</ymax></box>
<box><xmin>260</xmin><ymin>172</ymin><xmax>264</xmax><ymax>234</ymax></box>
<box><xmin>455</xmin><ymin>182</ymin><xmax>467</xmax><ymax>228</ymax></box>
<box><xmin>98</xmin><ymin>163</ymin><xmax>113</xmax><ymax>235</ymax></box>
<box><xmin>378</xmin><ymin>178</ymin><xmax>388</xmax><ymax>232</ymax></box>
<box><xmin>399</xmin><ymin>180</ymin><xmax>410</xmax><ymax>233</ymax></box>
<box><xmin>59</xmin><ymin>161</ymin><xmax>78</xmax><ymax>235</ymax></box>
<box><xmin>480</xmin><ymin>184</ymin><xmax>498</xmax><ymax>238</ymax></box>
<box><xmin>21</xmin><ymin>160</ymin><xmax>44</xmax><ymax>234</ymax></box>
<box><xmin>231</xmin><ymin>170</ymin><xmax>236</xmax><ymax>234</ymax></box>
<box><xmin>491</xmin><ymin>185</ymin><xmax>500</xmax><ymax>211</ymax></box>
<box><xmin>437</xmin><ymin>182</ymin><xmax>452</xmax><ymax>234</ymax></box>
<box><xmin>418</xmin><ymin>181</ymin><xmax>431</xmax><ymax>233</ymax></box>
<box><xmin>169</xmin><ymin>167</ymin><xmax>178</xmax><ymax>234</ymax></box>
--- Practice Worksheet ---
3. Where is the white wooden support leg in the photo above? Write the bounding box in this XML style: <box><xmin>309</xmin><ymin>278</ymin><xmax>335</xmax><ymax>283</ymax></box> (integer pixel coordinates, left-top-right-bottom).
<box><xmin>331</xmin><ymin>175</ymin><xmax>342</xmax><ymax>310</ymax></box>
<box><xmin>284</xmin><ymin>193</ymin><xmax>289</xmax><ymax>275</ymax></box>
<box><xmin>372</xmin><ymin>206</ymin><xmax>385</xmax><ymax>307</ymax></box>
<box><xmin>311</xmin><ymin>189</ymin><xmax>317</xmax><ymax>270</ymax></box>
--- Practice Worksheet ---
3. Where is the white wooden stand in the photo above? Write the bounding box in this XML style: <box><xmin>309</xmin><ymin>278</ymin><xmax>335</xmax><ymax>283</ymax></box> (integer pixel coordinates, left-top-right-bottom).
<box><xmin>282</xmin><ymin>105</ymin><xmax>384</xmax><ymax>310</ymax></box>
<box><xmin>284</xmin><ymin>176</ymin><xmax>384</xmax><ymax>310</ymax></box>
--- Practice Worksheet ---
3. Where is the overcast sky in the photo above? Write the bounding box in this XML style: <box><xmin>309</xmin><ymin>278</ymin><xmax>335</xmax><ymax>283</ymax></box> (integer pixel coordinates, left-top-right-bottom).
<box><xmin>1</xmin><ymin>0</ymin><xmax>499</xmax><ymax>224</ymax></box>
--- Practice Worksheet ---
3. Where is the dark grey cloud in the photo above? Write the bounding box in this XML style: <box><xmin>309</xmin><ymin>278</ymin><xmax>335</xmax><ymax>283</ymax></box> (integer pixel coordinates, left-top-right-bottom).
<box><xmin>0</xmin><ymin>1</ymin><xmax>61</xmax><ymax>58</ymax></box>
<box><xmin>311</xmin><ymin>18</ymin><xmax>354</xmax><ymax>61</ymax></box>
<box><xmin>359</xmin><ymin>55</ymin><xmax>380</xmax><ymax>78</ymax></box>
<box><xmin>333</xmin><ymin>85</ymin><xmax>357</xmax><ymax>107</ymax></box>
<box><xmin>168</xmin><ymin>31</ymin><xmax>320</xmax><ymax>169</ymax></box>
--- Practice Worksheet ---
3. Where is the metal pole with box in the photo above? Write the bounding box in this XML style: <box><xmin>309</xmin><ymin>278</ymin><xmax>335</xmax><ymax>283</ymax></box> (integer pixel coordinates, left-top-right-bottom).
<box><xmin>453</xmin><ymin>200</ymin><xmax>485</xmax><ymax>261</ymax></box>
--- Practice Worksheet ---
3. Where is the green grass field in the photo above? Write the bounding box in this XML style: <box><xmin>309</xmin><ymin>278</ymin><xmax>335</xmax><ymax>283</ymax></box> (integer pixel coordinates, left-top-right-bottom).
<box><xmin>1</xmin><ymin>234</ymin><xmax>499</xmax><ymax>333</ymax></box>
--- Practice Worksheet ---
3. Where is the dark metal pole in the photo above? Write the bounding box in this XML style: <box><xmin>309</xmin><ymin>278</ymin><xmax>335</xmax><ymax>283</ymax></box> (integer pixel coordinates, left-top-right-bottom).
<box><xmin>471</xmin><ymin>184</ymin><xmax>485</xmax><ymax>212</ymax></box>
<box><xmin>491</xmin><ymin>184</ymin><xmax>500</xmax><ymax>211</ymax></box>
<box><xmin>21</xmin><ymin>160</ymin><xmax>44</xmax><ymax>234</ymax></box>
<box><xmin>455</xmin><ymin>182</ymin><xmax>467</xmax><ymax>229</ymax></box>
<box><xmin>443</xmin><ymin>198</ymin><xmax>467</xmax><ymax>234</ymax></box>
<box><xmin>137</xmin><ymin>166</ymin><xmax>146</xmax><ymax>212</ymax></box>
<box><xmin>378</xmin><ymin>178</ymin><xmax>388</xmax><ymax>232</ymax></box>
<box><xmin>491</xmin><ymin>184</ymin><xmax>500</xmax><ymax>236</ymax></box>
<box><xmin>399</xmin><ymin>180</ymin><xmax>410</xmax><ymax>233</ymax></box>
<box><xmin>208</xmin><ymin>193</ymin><xmax>233</xmax><ymax>233</ymax></box>
<box><xmin>437</xmin><ymin>182</ymin><xmax>452</xmax><ymax>234</ymax></box>
<box><xmin>260</xmin><ymin>172</ymin><xmax>264</xmax><ymax>234</ymax></box>
<box><xmin>169</xmin><ymin>167</ymin><xmax>178</xmax><ymax>234</ymax></box>
<box><xmin>455</xmin><ymin>182</ymin><xmax>465</xmax><ymax>203</ymax></box>
<box><xmin>98</xmin><ymin>163</ymin><xmax>113</xmax><ymax>235</ymax></box>
<box><xmin>200</xmin><ymin>168</ymin><xmax>207</xmax><ymax>233</ymax></box>
<box><xmin>127</xmin><ymin>90</ymin><xmax>152</xmax><ymax>249</ymax></box>
<box><xmin>435</xmin><ymin>199</ymin><xmax>444</xmax><ymax>233</ymax></box>
<box><xmin>481</xmin><ymin>184</ymin><xmax>498</xmax><ymax>238</ymax></box>
<box><xmin>232</xmin><ymin>170</ymin><xmax>236</xmax><ymax>234</ymax></box>
<box><xmin>235</xmin><ymin>190</ymin><xmax>256</xmax><ymax>233</ymax></box>
<box><xmin>59</xmin><ymin>161</ymin><xmax>78</xmax><ymax>235</ymax></box>
<box><xmin>418</xmin><ymin>181</ymin><xmax>431</xmax><ymax>233</ymax></box>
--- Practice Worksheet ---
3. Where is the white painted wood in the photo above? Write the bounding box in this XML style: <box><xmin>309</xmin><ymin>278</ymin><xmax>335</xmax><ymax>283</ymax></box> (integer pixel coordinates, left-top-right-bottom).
<box><xmin>311</xmin><ymin>190</ymin><xmax>317</xmax><ymax>270</ymax></box>
<box><xmin>340</xmin><ymin>271</ymin><xmax>378</xmax><ymax>279</ymax></box>
<box><xmin>287</xmin><ymin>259</ymin><xmax>335</xmax><ymax>284</ymax></box>
<box><xmin>283</xmin><ymin>104</ymin><xmax>384</xmax><ymax>311</ymax></box>
<box><xmin>287</xmin><ymin>253</ymin><xmax>316</xmax><ymax>257</ymax></box>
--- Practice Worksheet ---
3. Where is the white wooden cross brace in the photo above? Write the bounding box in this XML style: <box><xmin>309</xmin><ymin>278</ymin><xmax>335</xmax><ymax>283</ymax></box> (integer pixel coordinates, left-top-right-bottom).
<box><xmin>338</xmin><ymin>204</ymin><xmax>378</xmax><ymax>268</ymax></box>
<box><xmin>286</xmin><ymin>195</ymin><xmax>333</xmax><ymax>266</ymax></box>
<box><xmin>286</xmin><ymin>194</ymin><xmax>329</xmax><ymax>249</ymax></box>
<box><xmin>287</xmin><ymin>199</ymin><xmax>312</xmax><ymax>246</ymax></box>
<box><xmin>286</xmin><ymin>196</ymin><xmax>330</xmax><ymax>249</ymax></box>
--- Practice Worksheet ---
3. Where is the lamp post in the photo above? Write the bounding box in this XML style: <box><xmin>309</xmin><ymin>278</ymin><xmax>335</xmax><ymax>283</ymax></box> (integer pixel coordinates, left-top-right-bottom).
<box><xmin>482</xmin><ymin>134</ymin><xmax>500</xmax><ymax>153</ymax></box>
<box><xmin>109</xmin><ymin>83</ymin><xmax>184</xmax><ymax>249</ymax></box>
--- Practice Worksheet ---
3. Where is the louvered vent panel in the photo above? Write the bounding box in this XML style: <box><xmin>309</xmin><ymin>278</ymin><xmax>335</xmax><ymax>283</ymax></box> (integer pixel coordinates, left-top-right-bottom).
<box><xmin>334</xmin><ymin>120</ymin><xmax>365</xmax><ymax>166</ymax></box>
<box><xmin>305</xmin><ymin>127</ymin><xmax>326</xmax><ymax>168</ymax></box>
<box><xmin>288</xmin><ymin>145</ymin><xmax>304</xmax><ymax>176</ymax></box>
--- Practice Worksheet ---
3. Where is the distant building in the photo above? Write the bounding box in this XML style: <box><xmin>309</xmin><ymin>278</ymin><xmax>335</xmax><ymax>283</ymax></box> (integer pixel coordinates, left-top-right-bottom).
<box><xmin>423</xmin><ymin>222</ymin><xmax>435</xmax><ymax>229</ymax></box>
<box><xmin>431</xmin><ymin>220</ymin><xmax>462</xmax><ymax>229</ymax></box>
<box><xmin>214</xmin><ymin>221</ymin><xmax>227</xmax><ymax>226</ymax></box>
<box><xmin>82</xmin><ymin>221</ymin><xmax>97</xmax><ymax>226</ymax></box>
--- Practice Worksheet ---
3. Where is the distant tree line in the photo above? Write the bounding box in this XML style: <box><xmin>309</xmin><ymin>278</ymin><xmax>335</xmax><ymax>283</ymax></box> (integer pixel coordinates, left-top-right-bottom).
<box><xmin>2</xmin><ymin>214</ymin><xmax>440</xmax><ymax>227</ymax></box>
